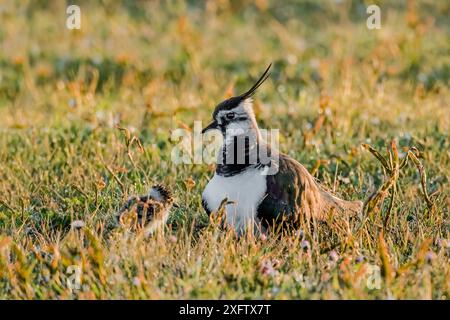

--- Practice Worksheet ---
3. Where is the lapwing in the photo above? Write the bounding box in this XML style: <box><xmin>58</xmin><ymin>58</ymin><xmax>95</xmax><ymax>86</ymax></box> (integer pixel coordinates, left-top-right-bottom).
<box><xmin>116</xmin><ymin>184</ymin><xmax>175</xmax><ymax>236</ymax></box>
<box><xmin>201</xmin><ymin>64</ymin><xmax>363</xmax><ymax>235</ymax></box>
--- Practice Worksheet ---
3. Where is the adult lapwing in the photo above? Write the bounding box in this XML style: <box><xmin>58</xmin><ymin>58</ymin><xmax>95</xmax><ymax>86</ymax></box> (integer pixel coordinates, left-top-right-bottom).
<box><xmin>116</xmin><ymin>184</ymin><xmax>175</xmax><ymax>236</ymax></box>
<box><xmin>201</xmin><ymin>64</ymin><xmax>362</xmax><ymax>235</ymax></box>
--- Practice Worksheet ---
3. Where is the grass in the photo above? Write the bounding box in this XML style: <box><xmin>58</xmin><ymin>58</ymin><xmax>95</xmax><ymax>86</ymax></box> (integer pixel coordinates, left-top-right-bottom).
<box><xmin>0</xmin><ymin>0</ymin><xmax>448</xmax><ymax>299</ymax></box>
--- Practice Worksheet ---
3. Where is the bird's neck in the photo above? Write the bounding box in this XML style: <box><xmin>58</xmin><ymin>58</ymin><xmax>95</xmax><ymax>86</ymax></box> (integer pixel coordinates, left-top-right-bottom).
<box><xmin>216</xmin><ymin>127</ymin><xmax>266</xmax><ymax>177</ymax></box>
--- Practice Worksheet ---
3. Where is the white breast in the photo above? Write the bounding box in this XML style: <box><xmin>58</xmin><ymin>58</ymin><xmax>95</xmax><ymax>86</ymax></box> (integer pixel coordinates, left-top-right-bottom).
<box><xmin>202</xmin><ymin>167</ymin><xmax>267</xmax><ymax>234</ymax></box>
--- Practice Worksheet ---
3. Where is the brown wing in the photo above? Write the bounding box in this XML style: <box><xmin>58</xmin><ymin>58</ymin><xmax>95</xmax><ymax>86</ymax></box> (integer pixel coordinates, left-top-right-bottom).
<box><xmin>257</xmin><ymin>154</ymin><xmax>305</xmax><ymax>225</ymax></box>
<box><xmin>257</xmin><ymin>153</ymin><xmax>362</xmax><ymax>227</ymax></box>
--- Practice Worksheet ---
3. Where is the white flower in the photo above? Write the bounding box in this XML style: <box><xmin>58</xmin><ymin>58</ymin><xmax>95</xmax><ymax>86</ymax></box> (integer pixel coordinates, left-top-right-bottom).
<box><xmin>71</xmin><ymin>220</ymin><xmax>85</xmax><ymax>229</ymax></box>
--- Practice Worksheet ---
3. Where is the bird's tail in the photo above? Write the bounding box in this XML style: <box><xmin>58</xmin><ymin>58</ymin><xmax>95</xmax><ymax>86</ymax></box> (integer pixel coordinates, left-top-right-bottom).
<box><xmin>319</xmin><ymin>188</ymin><xmax>363</xmax><ymax>217</ymax></box>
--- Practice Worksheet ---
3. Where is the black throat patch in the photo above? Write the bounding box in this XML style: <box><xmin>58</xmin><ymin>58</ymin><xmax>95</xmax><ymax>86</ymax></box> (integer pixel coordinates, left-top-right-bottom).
<box><xmin>216</xmin><ymin>135</ymin><xmax>274</xmax><ymax>177</ymax></box>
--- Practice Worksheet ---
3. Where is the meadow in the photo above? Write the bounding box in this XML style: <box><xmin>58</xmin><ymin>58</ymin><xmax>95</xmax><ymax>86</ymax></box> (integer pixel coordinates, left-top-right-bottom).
<box><xmin>0</xmin><ymin>0</ymin><xmax>448</xmax><ymax>299</ymax></box>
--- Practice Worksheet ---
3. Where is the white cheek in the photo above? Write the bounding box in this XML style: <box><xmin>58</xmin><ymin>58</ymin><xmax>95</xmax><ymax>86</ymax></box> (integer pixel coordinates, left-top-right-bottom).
<box><xmin>224</xmin><ymin>122</ymin><xmax>249</xmax><ymax>145</ymax></box>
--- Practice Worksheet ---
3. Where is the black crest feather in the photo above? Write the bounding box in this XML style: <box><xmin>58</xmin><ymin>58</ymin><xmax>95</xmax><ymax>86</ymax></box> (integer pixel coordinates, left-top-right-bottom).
<box><xmin>239</xmin><ymin>63</ymin><xmax>272</xmax><ymax>100</ymax></box>
<box><xmin>212</xmin><ymin>63</ymin><xmax>272</xmax><ymax>117</ymax></box>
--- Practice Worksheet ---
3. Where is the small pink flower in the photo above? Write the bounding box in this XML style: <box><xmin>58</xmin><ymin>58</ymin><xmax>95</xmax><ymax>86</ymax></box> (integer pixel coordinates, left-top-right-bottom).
<box><xmin>132</xmin><ymin>277</ymin><xmax>141</xmax><ymax>286</ymax></box>
<box><xmin>425</xmin><ymin>251</ymin><xmax>436</xmax><ymax>264</ymax></box>
<box><xmin>300</xmin><ymin>240</ymin><xmax>310</xmax><ymax>251</ymax></box>
<box><xmin>297</xmin><ymin>229</ymin><xmax>305</xmax><ymax>239</ymax></box>
<box><xmin>328</xmin><ymin>250</ymin><xmax>339</xmax><ymax>262</ymax></box>
<box><xmin>260</xmin><ymin>260</ymin><xmax>276</xmax><ymax>277</ymax></box>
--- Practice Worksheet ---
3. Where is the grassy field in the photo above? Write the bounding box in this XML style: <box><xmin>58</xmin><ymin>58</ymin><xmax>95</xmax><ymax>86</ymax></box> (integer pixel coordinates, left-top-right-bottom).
<box><xmin>0</xmin><ymin>0</ymin><xmax>448</xmax><ymax>299</ymax></box>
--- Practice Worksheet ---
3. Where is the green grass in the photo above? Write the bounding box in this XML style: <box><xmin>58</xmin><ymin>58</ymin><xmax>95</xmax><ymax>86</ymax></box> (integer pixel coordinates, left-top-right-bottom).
<box><xmin>0</xmin><ymin>0</ymin><xmax>448</xmax><ymax>299</ymax></box>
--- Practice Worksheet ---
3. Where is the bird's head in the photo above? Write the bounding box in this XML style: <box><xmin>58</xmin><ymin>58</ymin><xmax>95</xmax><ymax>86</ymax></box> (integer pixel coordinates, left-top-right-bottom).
<box><xmin>202</xmin><ymin>63</ymin><xmax>272</xmax><ymax>140</ymax></box>
<box><xmin>148</xmin><ymin>184</ymin><xmax>175</xmax><ymax>207</ymax></box>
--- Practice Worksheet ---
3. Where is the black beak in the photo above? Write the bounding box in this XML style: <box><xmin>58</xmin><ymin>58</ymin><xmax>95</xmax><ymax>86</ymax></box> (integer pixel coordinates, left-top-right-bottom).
<box><xmin>202</xmin><ymin>120</ymin><xmax>219</xmax><ymax>134</ymax></box>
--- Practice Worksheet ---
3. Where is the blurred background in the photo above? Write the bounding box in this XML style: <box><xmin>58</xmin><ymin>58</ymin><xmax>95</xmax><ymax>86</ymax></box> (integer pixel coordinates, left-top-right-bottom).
<box><xmin>0</xmin><ymin>0</ymin><xmax>448</xmax><ymax>130</ymax></box>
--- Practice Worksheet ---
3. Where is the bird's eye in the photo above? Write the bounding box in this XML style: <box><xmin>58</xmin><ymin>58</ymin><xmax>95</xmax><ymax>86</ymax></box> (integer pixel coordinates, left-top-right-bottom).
<box><xmin>226</xmin><ymin>112</ymin><xmax>235</xmax><ymax>120</ymax></box>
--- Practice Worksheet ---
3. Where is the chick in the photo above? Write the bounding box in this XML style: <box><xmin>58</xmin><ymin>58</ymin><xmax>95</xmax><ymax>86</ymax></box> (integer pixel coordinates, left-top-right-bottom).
<box><xmin>115</xmin><ymin>184</ymin><xmax>175</xmax><ymax>236</ymax></box>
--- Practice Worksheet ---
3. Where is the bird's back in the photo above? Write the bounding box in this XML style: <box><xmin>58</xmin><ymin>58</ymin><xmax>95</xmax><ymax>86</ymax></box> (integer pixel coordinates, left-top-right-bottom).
<box><xmin>257</xmin><ymin>153</ymin><xmax>362</xmax><ymax>226</ymax></box>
